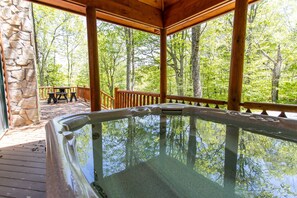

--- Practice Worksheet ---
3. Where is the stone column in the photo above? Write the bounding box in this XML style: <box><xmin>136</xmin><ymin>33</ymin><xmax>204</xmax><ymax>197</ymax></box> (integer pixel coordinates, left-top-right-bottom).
<box><xmin>0</xmin><ymin>0</ymin><xmax>39</xmax><ymax>126</ymax></box>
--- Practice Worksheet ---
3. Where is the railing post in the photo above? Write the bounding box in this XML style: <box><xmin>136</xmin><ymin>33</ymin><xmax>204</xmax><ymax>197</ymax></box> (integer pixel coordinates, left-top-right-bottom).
<box><xmin>114</xmin><ymin>87</ymin><xmax>119</xmax><ymax>109</ymax></box>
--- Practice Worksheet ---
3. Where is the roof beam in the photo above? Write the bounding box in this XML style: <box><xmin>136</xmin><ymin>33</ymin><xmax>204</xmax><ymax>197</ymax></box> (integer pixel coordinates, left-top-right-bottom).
<box><xmin>164</xmin><ymin>0</ymin><xmax>257</xmax><ymax>35</ymax></box>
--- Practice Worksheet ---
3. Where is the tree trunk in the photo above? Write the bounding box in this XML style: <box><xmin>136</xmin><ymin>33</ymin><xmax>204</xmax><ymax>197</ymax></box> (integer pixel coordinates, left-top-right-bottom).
<box><xmin>271</xmin><ymin>44</ymin><xmax>282</xmax><ymax>102</ymax></box>
<box><xmin>191</xmin><ymin>25</ymin><xmax>203</xmax><ymax>98</ymax></box>
<box><xmin>125</xmin><ymin>28</ymin><xmax>134</xmax><ymax>90</ymax></box>
<box><xmin>168</xmin><ymin>32</ymin><xmax>186</xmax><ymax>96</ymax></box>
<box><xmin>66</xmin><ymin>35</ymin><xmax>71</xmax><ymax>86</ymax></box>
<box><xmin>246</xmin><ymin>4</ymin><xmax>258</xmax><ymax>64</ymax></box>
<box><xmin>131</xmin><ymin>37</ymin><xmax>135</xmax><ymax>91</ymax></box>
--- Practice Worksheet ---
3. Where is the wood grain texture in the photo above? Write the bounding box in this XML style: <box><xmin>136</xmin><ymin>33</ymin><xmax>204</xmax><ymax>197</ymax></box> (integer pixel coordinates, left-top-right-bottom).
<box><xmin>138</xmin><ymin>0</ymin><xmax>162</xmax><ymax>9</ymax></box>
<box><xmin>227</xmin><ymin>0</ymin><xmax>248</xmax><ymax>111</ymax></box>
<box><xmin>28</xmin><ymin>0</ymin><xmax>160</xmax><ymax>34</ymax></box>
<box><xmin>86</xmin><ymin>6</ymin><xmax>101</xmax><ymax>111</ymax></box>
<box><xmin>66</xmin><ymin>0</ymin><xmax>162</xmax><ymax>27</ymax></box>
<box><xmin>241</xmin><ymin>102</ymin><xmax>297</xmax><ymax>112</ymax></box>
<box><xmin>165</xmin><ymin>0</ymin><xmax>258</xmax><ymax>35</ymax></box>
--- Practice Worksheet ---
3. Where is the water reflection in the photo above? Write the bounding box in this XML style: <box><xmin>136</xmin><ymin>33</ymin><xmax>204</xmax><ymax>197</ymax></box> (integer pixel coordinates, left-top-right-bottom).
<box><xmin>74</xmin><ymin>114</ymin><xmax>297</xmax><ymax>197</ymax></box>
<box><xmin>224</xmin><ymin>126</ymin><xmax>239</xmax><ymax>195</ymax></box>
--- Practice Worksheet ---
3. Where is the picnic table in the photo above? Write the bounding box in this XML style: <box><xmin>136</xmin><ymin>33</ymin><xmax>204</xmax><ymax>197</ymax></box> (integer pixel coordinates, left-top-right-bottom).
<box><xmin>54</xmin><ymin>87</ymin><xmax>69</xmax><ymax>102</ymax></box>
<box><xmin>47</xmin><ymin>87</ymin><xmax>77</xmax><ymax>104</ymax></box>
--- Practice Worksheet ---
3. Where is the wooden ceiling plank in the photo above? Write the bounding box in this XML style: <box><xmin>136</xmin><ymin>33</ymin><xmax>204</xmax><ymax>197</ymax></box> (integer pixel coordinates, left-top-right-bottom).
<box><xmin>26</xmin><ymin>0</ymin><xmax>160</xmax><ymax>34</ymax></box>
<box><xmin>138</xmin><ymin>0</ymin><xmax>162</xmax><ymax>9</ymax></box>
<box><xmin>167</xmin><ymin>1</ymin><xmax>235</xmax><ymax>34</ymax></box>
<box><xmin>164</xmin><ymin>0</ymin><xmax>233</xmax><ymax>28</ymax></box>
<box><xmin>97</xmin><ymin>12</ymin><xmax>160</xmax><ymax>34</ymax></box>
<box><xmin>64</xmin><ymin>0</ymin><xmax>163</xmax><ymax>28</ymax></box>
<box><xmin>28</xmin><ymin>0</ymin><xmax>86</xmax><ymax>15</ymax></box>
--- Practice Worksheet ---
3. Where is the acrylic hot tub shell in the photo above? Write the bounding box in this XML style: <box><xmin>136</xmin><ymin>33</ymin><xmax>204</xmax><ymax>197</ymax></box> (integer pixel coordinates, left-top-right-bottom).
<box><xmin>45</xmin><ymin>104</ymin><xmax>297</xmax><ymax>198</ymax></box>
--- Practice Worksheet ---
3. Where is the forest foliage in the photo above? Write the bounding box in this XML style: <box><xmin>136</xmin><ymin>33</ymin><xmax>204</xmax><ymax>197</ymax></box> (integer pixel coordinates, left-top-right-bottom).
<box><xmin>33</xmin><ymin>0</ymin><xmax>297</xmax><ymax>104</ymax></box>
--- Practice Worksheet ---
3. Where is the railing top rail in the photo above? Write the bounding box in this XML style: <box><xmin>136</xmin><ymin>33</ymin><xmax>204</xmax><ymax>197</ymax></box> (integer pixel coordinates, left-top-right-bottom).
<box><xmin>241</xmin><ymin>102</ymin><xmax>297</xmax><ymax>112</ymax></box>
<box><xmin>39</xmin><ymin>86</ymin><xmax>54</xmax><ymax>88</ymax></box>
<box><xmin>167</xmin><ymin>95</ymin><xmax>227</xmax><ymax>105</ymax></box>
<box><xmin>117</xmin><ymin>89</ymin><xmax>160</xmax><ymax>97</ymax></box>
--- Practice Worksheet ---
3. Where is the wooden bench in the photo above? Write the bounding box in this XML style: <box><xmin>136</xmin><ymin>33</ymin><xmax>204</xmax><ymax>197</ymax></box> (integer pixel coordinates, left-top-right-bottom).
<box><xmin>70</xmin><ymin>92</ymin><xmax>77</xmax><ymax>102</ymax></box>
<box><xmin>47</xmin><ymin>92</ymin><xmax>57</xmax><ymax>104</ymax></box>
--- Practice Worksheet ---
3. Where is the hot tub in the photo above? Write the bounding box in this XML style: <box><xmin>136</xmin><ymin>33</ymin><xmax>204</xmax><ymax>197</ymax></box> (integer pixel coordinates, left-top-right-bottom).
<box><xmin>45</xmin><ymin>104</ymin><xmax>297</xmax><ymax>197</ymax></box>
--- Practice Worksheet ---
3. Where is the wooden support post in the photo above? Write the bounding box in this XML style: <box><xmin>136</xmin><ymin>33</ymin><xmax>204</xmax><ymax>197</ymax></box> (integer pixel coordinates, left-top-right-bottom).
<box><xmin>227</xmin><ymin>0</ymin><xmax>248</xmax><ymax>111</ymax></box>
<box><xmin>160</xmin><ymin>28</ymin><xmax>167</xmax><ymax>103</ymax></box>
<box><xmin>86</xmin><ymin>6</ymin><xmax>101</xmax><ymax>111</ymax></box>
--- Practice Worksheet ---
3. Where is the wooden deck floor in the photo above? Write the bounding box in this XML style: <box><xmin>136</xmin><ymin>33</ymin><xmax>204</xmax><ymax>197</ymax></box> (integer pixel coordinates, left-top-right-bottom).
<box><xmin>0</xmin><ymin>100</ymin><xmax>90</xmax><ymax>198</ymax></box>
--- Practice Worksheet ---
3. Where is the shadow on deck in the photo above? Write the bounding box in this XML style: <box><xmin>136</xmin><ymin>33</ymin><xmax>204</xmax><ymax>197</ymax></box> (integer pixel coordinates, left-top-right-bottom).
<box><xmin>0</xmin><ymin>100</ymin><xmax>90</xmax><ymax>197</ymax></box>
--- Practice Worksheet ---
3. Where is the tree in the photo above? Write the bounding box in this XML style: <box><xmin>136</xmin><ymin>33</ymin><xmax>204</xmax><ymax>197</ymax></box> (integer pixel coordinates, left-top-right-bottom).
<box><xmin>190</xmin><ymin>24</ymin><xmax>206</xmax><ymax>98</ymax></box>
<box><xmin>168</xmin><ymin>31</ymin><xmax>189</xmax><ymax>96</ymax></box>
<box><xmin>99</xmin><ymin>23</ymin><xmax>125</xmax><ymax>96</ymax></box>
<box><xmin>33</xmin><ymin>5</ymin><xmax>71</xmax><ymax>86</ymax></box>
<box><xmin>125</xmin><ymin>27</ymin><xmax>135</xmax><ymax>90</ymax></box>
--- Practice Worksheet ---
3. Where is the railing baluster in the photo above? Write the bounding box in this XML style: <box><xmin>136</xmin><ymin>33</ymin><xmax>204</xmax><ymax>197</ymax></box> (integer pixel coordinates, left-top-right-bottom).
<box><xmin>261</xmin><ymin>110</ymin><xmax>268</xmax><ymax>115</ymax></box>
<box><xmin>143</xmin><ymin>95</ymin><xmax>146</xmax><ymax>105</ymax></box>
<box><xmin>279</xmin><ymin>111</ymin><xmax>287</xmax><ymax>118</ymax></box>
<box><xmin>147</xmin><ymin>95</ymin><xmax>150</xmax><ymax>105</ymax></box>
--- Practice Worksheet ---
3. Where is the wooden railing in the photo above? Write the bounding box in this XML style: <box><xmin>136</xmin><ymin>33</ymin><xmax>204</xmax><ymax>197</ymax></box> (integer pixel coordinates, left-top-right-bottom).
<box><xmin>114</xmin><ymin>88</ymin><xmax>227</xmax><ymax>109</ymax></box>
<box><xmin>101</xmin><ymin>90</ymin><xmax>114</xmax><ymax>110</ymax></box>
<box><xmin>167</xmin><ymin>95</ymin><xmax>227</xmax><ymax>109</ymax></box>
<box><xmin>240</xmin><ymin>102</ymin><xmax>297</xmax><ymax>118</ymax></box>
<box><xmin>39</xmin><ymin>87</ymin><xmax>297</xmax><ymax>118</ymax></box>
<box><xmin>114</xmin><ymin>88</ymin><xmax>297</xmax><ymax>118</ymax></box>
<box><xmin>76</xmin><ymin>86</ymin><xmax>90</xmax><ymax>101</ymax></box>
<box><xmin>114</xmin><ymin>88</ymin><xmax>160</xmax><ymax>108</ymax></box>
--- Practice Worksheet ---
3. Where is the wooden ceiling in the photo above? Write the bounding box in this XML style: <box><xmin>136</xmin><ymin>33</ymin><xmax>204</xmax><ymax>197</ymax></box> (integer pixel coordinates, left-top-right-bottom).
<box><xmin>27</xmin><ymin>0</ymin><xmax>257</xmax><ymax>34</ymax></box>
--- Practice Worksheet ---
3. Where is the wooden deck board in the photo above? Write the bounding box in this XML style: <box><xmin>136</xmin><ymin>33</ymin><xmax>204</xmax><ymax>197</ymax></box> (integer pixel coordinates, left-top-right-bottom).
<box><xmin>0</xmin><ymin>170</ymin><xmax>45</xmax><ymax>183</ymax></box>
<box><xmin>0</xmin><ymin>159</ymin><xmax>45</xmax><ymax>169</ymax></box>
<box><xmin>0</xmin><ymin>177</ymin><xmax>45</xmax><ymax>192</ymax></box>
<box><xmin>0</xmin><ymin>155</ymin><xmax>46</xmax><ymax>163</ymax></box>
<box><xmin>0</xmin><ymin>147</ymin><xmax>46</xmax><ymax>154</ymax></box>
<box><xmin>0</xmin><ymin>186</ymin><xmax>46</xmax><ymax>198</ymax></box>
<box><xmin>0</xmin><ymin>101</ymin><xmax>90</xmax><ymax>197</ymax></box>
<box><xmin>0</xmin><ymin>164</ymin><xmax>46</xmax><ymax>175</ymax></box>
<box><xmin>0</xmin><ymin>150</ymin><xmax>46</xmax><ymax>157</ymax></box>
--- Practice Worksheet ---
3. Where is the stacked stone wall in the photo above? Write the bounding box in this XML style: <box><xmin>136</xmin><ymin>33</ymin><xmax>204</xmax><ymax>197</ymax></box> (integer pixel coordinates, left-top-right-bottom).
<box><xmin>0</xmin><ymin>0</ymin><xmax>39</xmax><ymax>126</ymax></box>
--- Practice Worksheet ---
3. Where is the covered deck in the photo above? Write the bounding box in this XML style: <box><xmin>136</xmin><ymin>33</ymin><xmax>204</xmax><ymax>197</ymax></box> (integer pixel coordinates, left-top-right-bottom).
<box><xmin>26</xmin><ymin>0</ymin><xmax>258</xmax><ymax>113</ymax></box>
<box><xmin>1</xmin><ymin>0</ymin><xmax>297</xmax><ymax>196</ymax></box>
